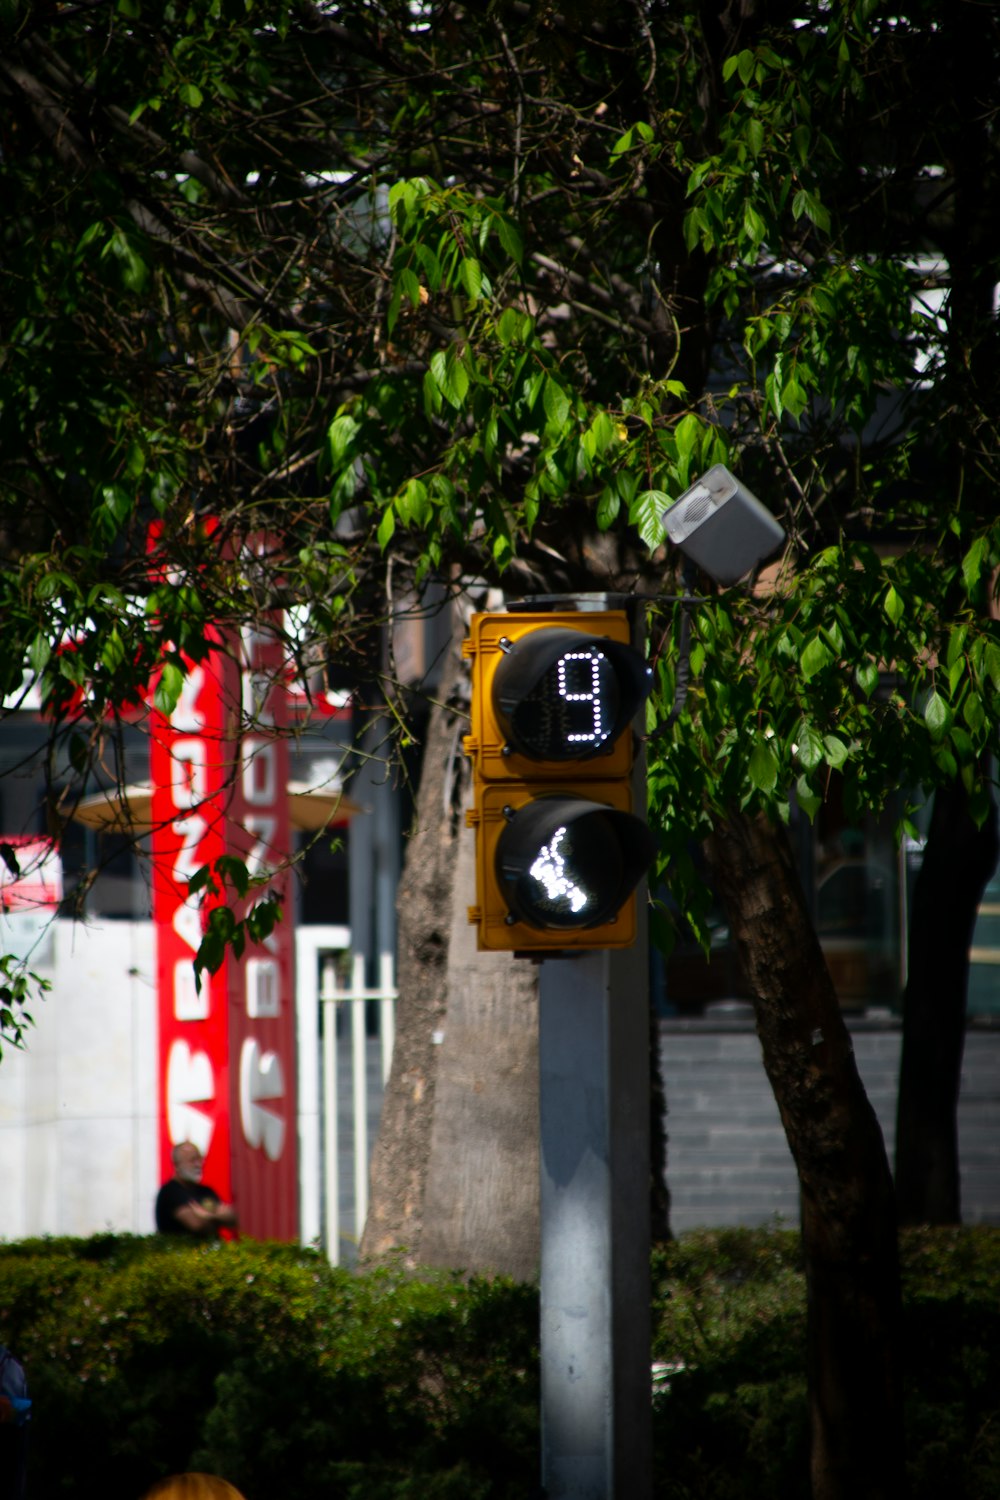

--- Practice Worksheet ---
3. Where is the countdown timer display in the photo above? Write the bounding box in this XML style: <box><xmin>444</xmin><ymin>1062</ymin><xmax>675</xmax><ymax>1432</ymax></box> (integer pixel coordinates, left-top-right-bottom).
<box><xmin>493</xmin><ymin>627</ymin><xmax>649</xmax><ymax>762</ymax></box>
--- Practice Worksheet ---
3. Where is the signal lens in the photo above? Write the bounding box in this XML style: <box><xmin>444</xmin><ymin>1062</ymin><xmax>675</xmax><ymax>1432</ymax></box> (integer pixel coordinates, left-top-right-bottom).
<box><xmin>493</xmin><ymin>627</ymin><xmax>650</xmax><ymax>762</ymax></box>
<box><xmin>496</xmin><ymin>797</ymin><xmax>655</xmax><ymax>932</ymax></box>
<box><xmin>509</xmin><ymin>645</ymin><xmax>620</xmax><ymax>759</ymax></box>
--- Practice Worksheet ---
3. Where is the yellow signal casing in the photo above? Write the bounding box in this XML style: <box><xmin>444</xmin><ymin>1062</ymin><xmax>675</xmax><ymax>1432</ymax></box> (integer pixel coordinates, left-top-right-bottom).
<box><xmin>461</xmin><ymin>610</ymin><xmax>635</xmax><ymax>786</ymax></box>
<box><xmin>464</xmin><ymin>782</ymin><xmax>641</xmax><ymax>954</ymax></box>
<box><xmin>463</xmin><ymin>610</ymin><xmax>642</xmax><ymax>954</ymax></box>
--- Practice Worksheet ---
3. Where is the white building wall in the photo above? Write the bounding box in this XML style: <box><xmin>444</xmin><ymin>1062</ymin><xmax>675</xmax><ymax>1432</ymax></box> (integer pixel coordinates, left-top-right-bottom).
<box><xmin>0</xmin><ymin>919</ymin><xmax>158</xmax><ymax>1240</ymax></box>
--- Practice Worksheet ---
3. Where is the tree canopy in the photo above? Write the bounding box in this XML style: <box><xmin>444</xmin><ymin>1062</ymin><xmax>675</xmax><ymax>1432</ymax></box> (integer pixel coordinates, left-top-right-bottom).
<box><xmin>1</xmin><ymin>0</ymin><xmax>999</xmax><ymax>957</ymax></box>
<box><xmin>4</xmin><ymin>7</ymin><xmax>999</xmax><ymax>1489</ymax></box>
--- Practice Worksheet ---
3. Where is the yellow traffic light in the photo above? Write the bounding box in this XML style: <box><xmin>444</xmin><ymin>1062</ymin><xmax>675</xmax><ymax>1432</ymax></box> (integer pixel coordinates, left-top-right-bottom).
<box><xmin>463</xmin><ymin>609</ymin><xmax>654</xmax><ymax>954</ymax></box>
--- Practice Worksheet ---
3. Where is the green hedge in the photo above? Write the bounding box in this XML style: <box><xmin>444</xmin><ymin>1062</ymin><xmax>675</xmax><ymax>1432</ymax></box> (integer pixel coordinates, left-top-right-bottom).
<box><xmin>0</xmin><ymin>1236</ymin><xmax>538</xmax><ymax>1500</ymax></box>
<box><xmin>1</xmin><ymin>1227</ymin><xmax>998</xmax><ymax>1499</ymax></box>
<box><xmin>649</xmin><ymin>1225</ymin><xmax>1000</xmax><ymax>1500</ymax></box>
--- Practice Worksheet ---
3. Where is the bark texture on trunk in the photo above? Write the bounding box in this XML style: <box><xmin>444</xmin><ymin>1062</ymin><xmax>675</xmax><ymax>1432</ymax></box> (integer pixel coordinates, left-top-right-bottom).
<box><xmin>419</xmin><ymin>771</ymin><xmax>540</xmax><ymax>1279</ymax></box>
<box><xmin>359</xmin><ymin>639</ymin><xmax>464</xmax><ymax>1265</ymax></box>
<box><xmin>895</xmin><ymin>782</ymin><xmax>999</xmax><ymax>1225</ymax></box>
<box><xmin>361</xmin><ymin>613</ymin><xmax>540</xmax><ymax>1276</ymax></box>
<box><xmin>705</xmin><ymin>810</ymin><xmax>904</xmax><ymax>1500</ymax></box>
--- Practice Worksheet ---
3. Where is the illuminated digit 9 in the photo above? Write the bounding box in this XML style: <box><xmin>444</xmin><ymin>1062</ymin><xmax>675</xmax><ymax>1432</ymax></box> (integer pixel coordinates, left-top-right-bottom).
<box><xmin>558</xmin><ymin>648</ymin><xmax>605</xmax><ymax>744</ymax></box>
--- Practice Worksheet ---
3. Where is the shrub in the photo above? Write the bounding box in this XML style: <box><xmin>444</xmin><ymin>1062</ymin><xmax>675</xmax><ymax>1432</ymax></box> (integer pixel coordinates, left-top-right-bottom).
<box><xmin>649</xmin><ymin>1225</ymin><xmax>1000</xmax><ymax>1500</ymax></box>
<box><xmin>0</xmin><ymin>1238</ymin><xmax>538</xmax><ymax>1500</ymax></box>
<box><xmin>1</xmin><ymin>1226</ymin><xmax>997</xmax><ymax>1498</ymax></box>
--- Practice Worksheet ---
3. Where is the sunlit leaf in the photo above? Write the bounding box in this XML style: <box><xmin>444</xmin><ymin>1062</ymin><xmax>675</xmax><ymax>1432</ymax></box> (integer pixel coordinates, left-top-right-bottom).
<box><xmin>749</xmin><ymin>739</ymin><xmax>779</xmax><ymax>793</ymax></box>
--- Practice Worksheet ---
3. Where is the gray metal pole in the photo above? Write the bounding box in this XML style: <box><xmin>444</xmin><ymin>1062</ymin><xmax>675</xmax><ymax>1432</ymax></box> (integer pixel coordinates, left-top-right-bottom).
<box><xmin>538</xmin><ymin>591</ymin><xmax>652</xmax><ymax>1499</ymax></box>
<box><xmin>539</xmin><ymin>936</ymin><xmax>652</xmax><ymax>1499</ymax></box>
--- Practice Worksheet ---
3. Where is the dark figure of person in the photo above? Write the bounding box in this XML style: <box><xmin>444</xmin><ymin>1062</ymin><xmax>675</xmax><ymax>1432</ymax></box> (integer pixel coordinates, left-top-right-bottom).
<box><xmin>155</xmin><ymin>1142</ymin><xmax>238</xmax><ymax>1238</ymax></box>
<box><xmin>0</xmin><ymin>1344</ymin><xmax>30</xmax><ymax>1500</ymax></box>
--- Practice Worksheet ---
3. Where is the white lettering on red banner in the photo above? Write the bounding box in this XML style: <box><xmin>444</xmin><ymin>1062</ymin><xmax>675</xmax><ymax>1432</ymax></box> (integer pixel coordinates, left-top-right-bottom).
<box><xmin>151</xmin><ymin>636</ymin><xmax>231</xmax><ymax>1202</ymax></box>
<box><xmin>151</xmin><ymin>605</ymin><xmax>297</xmax><ymax>1241</ymax></box>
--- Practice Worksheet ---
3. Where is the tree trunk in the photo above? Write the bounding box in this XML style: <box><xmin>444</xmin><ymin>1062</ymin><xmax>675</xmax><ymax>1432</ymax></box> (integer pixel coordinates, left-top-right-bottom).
<box><xmin>895</xmin><ymin>782</ymin><xmax>999</xmax><ymax>1225</ymax></box>
<box><xmin>705</xmin><ymin>809</ymin><xmax>904</xmax><ymax>1500</ymax></box>
<box><xmin>361</xmin><ymin>605</ymin><xmax>540</xmax><ymax>1276</ymax></box>
<box><xmin>359</xmin><ymin>634</ymin><xmax>463</xmax><ymax>1266</ymax></box>
<box><xmin>418</xmin><ymin>766</ymin><xmax>540</xmax><ymax>1280</ymax></box>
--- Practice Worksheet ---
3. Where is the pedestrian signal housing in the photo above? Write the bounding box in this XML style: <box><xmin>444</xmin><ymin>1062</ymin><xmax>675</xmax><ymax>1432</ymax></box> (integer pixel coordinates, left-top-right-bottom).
<box><xmin>463</xmin><ymin>610</ymin><xmax>655</xmax><ymax>953</ymax></box>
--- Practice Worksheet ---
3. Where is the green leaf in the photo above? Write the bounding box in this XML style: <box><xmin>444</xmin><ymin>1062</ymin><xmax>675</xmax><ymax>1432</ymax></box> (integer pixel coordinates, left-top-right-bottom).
<box><xmin>596</xmin><ymin>486</ymin><xmax>620</xmax><ymax>531</ymax></box>
<box><xmin>497</xmin><ymin>307</ymin><xmax>529</xmax><ymax>345</ymax></box>
<box><xmin>101</xmin><ymin>628</ymin><xmax>127</xmax><ymax>673</ymax></box>
<box><xmin>397</xmin><ymin>266</ymin><xmax>422</xmax><ymax>308</ymax></box>
<box><xmin>963</xmin><ymin>692</ymin><xmax>986</xmax><ymax>735</ymax></box>
<box><xmin>430</xmin><ymin>348</ymin><xmax>470</xmax><ymax>408</ymax></box>
<box><xmin>800</xmin><ymin>635</ymin><xmax>832</xmax><ymax>679</ymax></box>
<box><xmin>246</xmin><ymin>895</ymin><xmax>282</xmax><ymax>943</ymax></box>
<box><xmin>445</xmin><ymin>348</ymin><xmax>469</xmax><ymax>406</ymax></box>
<box><xmin>543</xmin><ymin>376</ymin><xmax>571</xmax><ymax>429</ymax></box>
<box><xmin>743</xmin><ymin>202</ymin><xmax>767</xmax><ymax>244</ymax></box>
<box><xmin>986</xmin><ymin>642</ymin><xmax>1000</xmax><ymax>692</ymax></box>
<box><xmin>154</xmin><ymin>659</ymin><xmax>185</xmax><ymax>716</ymax></box>
<box><xmin>494</xmin><ymin>214</ymin><xmax>523</xmax><ymax>265</ymax></box>
<box><xmin>178</xmin><ymin>81</ymin><xmax>204</xmax><ymax>109</ymax></box>
<box><xmin>795</xmin><ymin>774</ymin><xmax>822</xmax><ymax>821</ymax></box>
<box><xmin>962</xmin><ymin>536</ymin><xmax>988</xmax><ymax>595</ymax></box>
<box><xmin>99</xmin><ymin>483</ymin><xmax>132</xmax><ymax>528</ymax></box>
<box><xmin>781</xmin><ymin>374</ymin><xmax>807</xmax><ymax>420</ymax></box>
<box><xmin>749</xmin><ymin>739</ymin><xmax>779</xmax><ymax>793</ymax></box>
<box><xmin>673</xmin><ymin>413</ymin><xmax>701</xmax><ymax>460</ymax></box>
<box><xmin>415</xmin><ymin>242</ymin><xmax>442</xmax><ymax>291</ymax></box>
<box><xmin>630</xmin><ymin>490</ymin><xmax>668</xmax><ymax>552</ymax></box>
<box><xmin>28</xmin><ymin>633</ymin><xmax>52</xmax><ymax>676</ymax></box>
<box><xmin>946</xmin><ymin>624</ymin><xmax>968</xmax><ymax>668</ymax></box>
<box><xmin>187</xmin><ymin>864</ymin><xmax>215</xmax><ymax>896</ymax></box>
<box><xmin>856</xmin><ymin>661</ymin><xmax>879</xmax><ymax>698</ymax></box>
<box><xmin>822</xmin><ymin>734</ymin><xmax>849</xmax><ymax>769</ymax></box>
<box><xmin>216</xmin><ymin>854</ymin><xmax>251</xmax><ymax>898</ymax></box>
<box><xmin>923</xmin><ymin>690</ymin><xmax>949</xmax><ymax>738</ymax></box>
<box><xmin>883</xmin><ymin>586</ymin><xmax>904</xmax><ymax>626</ymax></box>
<box><xmin>795</xmin><ymin>722</ymin><xmax>824</xmax><ymax>772</ymax></box>
<box><xmin>459</xmin><ymin>256</ymin><xmax>483</xmax><ymax>299</ymax></box>
<box><xmin>396</xmin><ymin>477</ymin><xmax>430</xmax><ymax>526</ymax></box>
<box><xmin>327</xmin><ymin>413</ymin><xmax>360</xmax><ymax>467</ymax></box>
<box><xmin>792</xmin><ymin>188</ymin><xmax>831</xmax><ymax>232</ymax></box>
<box><xmin>377</xmin><ymin>508</ymin><xmax>396</xmax><ymax>551</ymax></box>
<box><xmin>586</xmin><ymin>410</ymin><xmax>617</xmax><ymax>459</ymax></box>
<box><xmin>483</xmin><ymin>413</ymin><xmax>499</xmax><ymax>464</ymax></box>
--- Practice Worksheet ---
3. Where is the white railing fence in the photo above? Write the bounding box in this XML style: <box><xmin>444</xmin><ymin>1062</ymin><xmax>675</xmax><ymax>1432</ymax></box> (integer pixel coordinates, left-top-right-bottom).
<box><xmin>296</xmin><ymin>927</ymin><xmax>396</xmax><ymax>1264</ymax></box>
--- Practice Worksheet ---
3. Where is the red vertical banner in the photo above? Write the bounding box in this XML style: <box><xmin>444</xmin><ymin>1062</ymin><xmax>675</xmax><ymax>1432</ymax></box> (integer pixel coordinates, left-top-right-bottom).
<box><xmin>150</xmin><ymin>636</ymin><xmax>233</xmax><ymax>1204</ymax></box>
<box><xmin>150</xmin><ymin>615</ymin><xmax>298</xmax><ymax>1240</ymax></box>
<box><xmin>226</xmin><ymin>622</ymin><xmax>297</xmax><ymax>1241</ymax></box>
